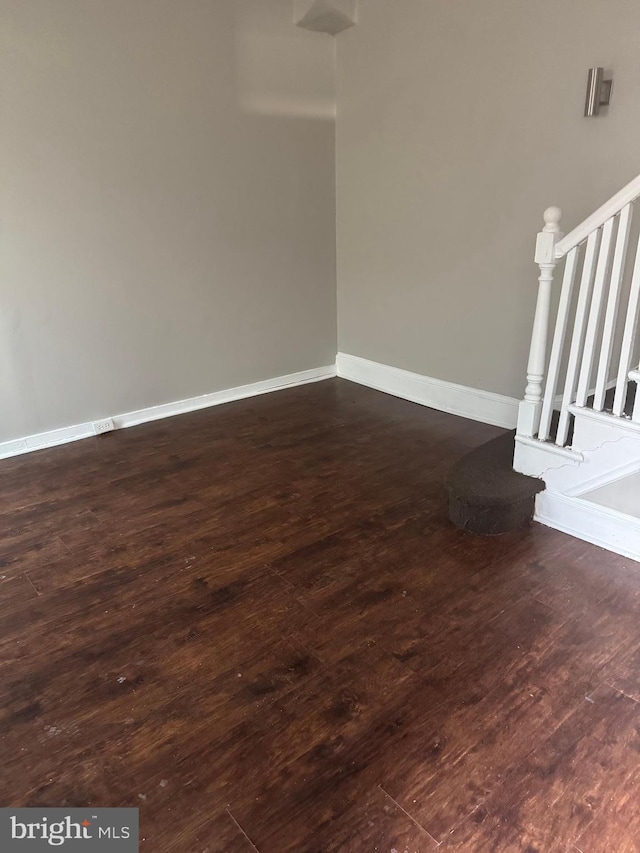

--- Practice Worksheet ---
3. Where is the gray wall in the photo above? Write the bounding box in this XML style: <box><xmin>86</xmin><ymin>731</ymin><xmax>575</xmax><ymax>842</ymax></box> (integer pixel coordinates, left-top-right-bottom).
<box><xmin>0</xmin><ymin>0</ymin><xmax>337</xmax><ymax>442</ymax></box>
<box><xmin>336</xmin><ymin>0</ymin><xmax>640</xmax><ymax>399</ymax></box>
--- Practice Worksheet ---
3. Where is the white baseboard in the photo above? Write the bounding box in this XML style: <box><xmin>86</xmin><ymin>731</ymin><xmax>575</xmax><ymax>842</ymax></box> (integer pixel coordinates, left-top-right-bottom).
<box><xmin>0</xmin><ymin>353</ymin><xmax>519</xmax><ymax>461</ymax></box>
<box><xmin>535</xmin><ymin>490</ymin><xmax>640</xmax><ymax>563</ymax></box>
<box><xmin>336</xmin><ymin>353</ymin><xmax>518</xmax><ymax>429</ymax></box>
<box><xmin>113</xmin><ymin>365</ymin><xmax>335</xmax><ymax>429</ymax></box>
<box><xmin>0</xmin><ymin>423</ymin><xmax>98</xmax><ymax>460</ymax></box>
<box><xmin>0</xmin><ymin>365</ymin><xmax>336</xmax><ymax>460</ymax></box>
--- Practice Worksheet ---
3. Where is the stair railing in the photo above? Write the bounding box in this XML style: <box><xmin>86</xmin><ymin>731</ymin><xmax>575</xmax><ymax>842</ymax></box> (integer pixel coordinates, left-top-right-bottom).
<box><xmin>517</xmin><ymin>174</ymin><xmax>640</xmax><ymax>448</ymax></box>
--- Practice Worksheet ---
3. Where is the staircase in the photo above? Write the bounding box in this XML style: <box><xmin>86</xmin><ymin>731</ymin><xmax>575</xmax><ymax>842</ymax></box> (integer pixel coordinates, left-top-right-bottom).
<box><xmin>513</xmin><ymin>175</ymin><xmax>640</xmax><ymax>562</ymax></box>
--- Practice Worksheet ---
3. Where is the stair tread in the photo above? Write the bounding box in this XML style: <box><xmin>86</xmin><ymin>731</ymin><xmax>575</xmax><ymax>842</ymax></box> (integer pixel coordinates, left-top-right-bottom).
<box><xmin>446</xmin><ymin>430</ymin><xmax>545</xmax><ymax>509</ymax></box>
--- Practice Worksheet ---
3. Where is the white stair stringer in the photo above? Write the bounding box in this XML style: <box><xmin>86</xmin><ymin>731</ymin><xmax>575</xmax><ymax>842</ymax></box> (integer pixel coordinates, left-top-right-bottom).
<box><xmin>532</xmin><ymin>430</ymin><xmax>640</xmax><ymax>563</ymax></box>
<box><xmin>515</xmin><ymin>408</ymin><xmax>640</xmax><ymax>562</ymax></box>
<box><xmin>568</xmin><ymin>404</ymin><xmax>640</xmax><ymax>450</ymax></box>
<box><xmin>513</xmin><ymin>435</ymin><xmax>582</xmax><ymax>479</ymax></box>
<box><xmin>543</xmin><ymin>433</ymin><xmax>640</xmax><ymax>496</ymax></box>
<box><xmin>514</xmin><ymin>407</ymin><xmax>640</xmax><ymax>489</ymax></box>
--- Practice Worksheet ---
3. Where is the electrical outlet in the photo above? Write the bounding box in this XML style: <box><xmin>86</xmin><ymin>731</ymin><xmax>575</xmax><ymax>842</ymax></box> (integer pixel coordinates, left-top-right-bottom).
<box><xmin>93</xmin><ymin>418</ymin><xmax>115</xmax><ymax>436</ymax></box>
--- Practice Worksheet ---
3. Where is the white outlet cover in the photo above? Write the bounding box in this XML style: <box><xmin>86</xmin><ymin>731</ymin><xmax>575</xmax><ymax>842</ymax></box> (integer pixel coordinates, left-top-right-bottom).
<box><xmin>93</xmin><ymin>418</ymin><xmax>115</xmax><ymax>435</ymax></box>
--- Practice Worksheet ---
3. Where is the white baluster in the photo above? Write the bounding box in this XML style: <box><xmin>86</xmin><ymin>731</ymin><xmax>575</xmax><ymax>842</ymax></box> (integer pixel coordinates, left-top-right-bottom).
<box><xmin>594</xmin><ymin>204</ymin><xmax>633</xmax><ymax>411</ymax></box>
<box><xmin>517</xmin><ymin>207</ymin><xmax>562</xmax><ymax>439</ymax></box>
<box><xmin>576</xmin><ymin>216</ymin><xmax>616</xmax><ymax>407</ymax></box>
<box><xmin>556</xmin><ymin>229</ymin><xmax>601</xmax><ymax>445</ymax></box>
<box><xmin>538</xmin><ymin>247</ymin><xmax>579</xmax><ymax>442</ymax></box>
<box><xmin>613</xmin><ymin>236</ymin><xmax>640</xmax><ymax>416</ymax></box>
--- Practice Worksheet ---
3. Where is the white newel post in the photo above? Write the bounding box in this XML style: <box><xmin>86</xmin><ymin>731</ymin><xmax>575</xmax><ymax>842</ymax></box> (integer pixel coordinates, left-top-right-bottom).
<box><xmin>517</xmin><ymin>207</ymin><xmax>562</xmax><ymax>438</ymax></box>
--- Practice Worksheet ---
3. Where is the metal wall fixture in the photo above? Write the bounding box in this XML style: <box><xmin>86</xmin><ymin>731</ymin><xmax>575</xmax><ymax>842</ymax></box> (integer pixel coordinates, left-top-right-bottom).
<box><xmin>585</xmin><ymin>67</ymin><xmax>613</xmax><ymax>117</ymax></box>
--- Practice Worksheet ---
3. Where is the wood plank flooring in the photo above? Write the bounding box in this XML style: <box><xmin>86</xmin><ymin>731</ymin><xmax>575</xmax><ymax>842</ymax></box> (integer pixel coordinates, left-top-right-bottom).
<box><xmin>1</xmin><ymin>378</ymin><xmax>639</xmax><ymax>852</ymax></box>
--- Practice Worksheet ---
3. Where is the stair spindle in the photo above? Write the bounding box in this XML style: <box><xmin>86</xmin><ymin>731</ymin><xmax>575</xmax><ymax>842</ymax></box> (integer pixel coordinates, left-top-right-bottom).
<box><xmin>556</xmin><ymin>229</ymin><xmax>601</xmax><ymax>446</ymax></box>
<box><xmin>613</xmin><ymin>236</ymin><xmax>640</xmax><ymax>417</ymax></box>
<box><xmin>538</xmin><ymin>247</ymin><xmax>579</xmax><ymax>442</ymax></box>
<box><xmin>594</xmin><ymin>204</ymin><xmax>633</xmax><ymax>411</ymax></box>
<box><xmin>576</xmin><ymin>216</ymin><xmax>616</xmax><ymax>407</ymax></box>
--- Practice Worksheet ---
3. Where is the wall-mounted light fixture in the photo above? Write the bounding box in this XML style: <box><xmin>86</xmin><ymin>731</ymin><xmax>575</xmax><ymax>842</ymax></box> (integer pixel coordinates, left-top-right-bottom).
<box><xmin>585</xmin><ymin>67</ymin><xmax>613</xmax><ymax>117</ymax></box>
<box><xmin>294</xmin><ymin>0</ymin><xmax>357</xmax><ymax>35</ymax></box>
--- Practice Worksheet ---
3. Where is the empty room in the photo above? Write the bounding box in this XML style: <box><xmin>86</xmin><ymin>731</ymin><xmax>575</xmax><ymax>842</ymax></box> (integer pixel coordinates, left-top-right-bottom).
<box><xmin>2</xmin><ymin>1</ymin><xmax>640</xmax><ymax>850</ymax></box>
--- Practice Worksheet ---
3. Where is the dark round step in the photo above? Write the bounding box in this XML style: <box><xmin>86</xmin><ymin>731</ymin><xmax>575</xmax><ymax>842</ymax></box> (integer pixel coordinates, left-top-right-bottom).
<box><xmin>445</xmin><ymin>430</ymin><xmax>545</xmax><ymax>535</ymax></box>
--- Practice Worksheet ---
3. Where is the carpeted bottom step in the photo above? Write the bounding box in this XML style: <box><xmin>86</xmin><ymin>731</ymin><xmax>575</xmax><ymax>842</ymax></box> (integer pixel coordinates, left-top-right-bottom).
<box><xmin>445</xmin><ymin>383</ymin><xmax>634</xmax><ymax>536</ymax></box>
<box><xmin>445</xmin><ymin>430</ymin><xmax>545</xmax><ymax>535</ymax></box>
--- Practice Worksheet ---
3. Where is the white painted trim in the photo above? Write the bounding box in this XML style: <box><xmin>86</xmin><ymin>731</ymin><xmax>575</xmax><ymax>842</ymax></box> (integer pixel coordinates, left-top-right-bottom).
<box><xmin>568</xmin><ymin>403</ymin><xmax>640</xmax><ymax>433</ymax></box>
<box><xmin>0</xmin><ymin>365</ymin><xmax>336</xmax><ymax>460</ymax></box>
<box><xmin>535</xmin><ymin>489</ymin><xmax>640</xmax><ymax>563</ymax></box>
<box><xmin>570</xmin><ymin>457</ymin><xmax>640</xmax><ymax>498</ymax></box>
<box><xmin>514</xmin><ymin>434</ymin><xmax>583</xmax><ymax>463</ymax></box>
<box><xmin>555</xmin><ymin>173</ymin><xmax>640</xmax><ymax>259</ymax></box>
<box><xmin>0</xmin><ymin>423</ymin><xmax>97</xmax><ymax>460</ymax></box>
<box><xmin>114</xmin><ymin>365</ymin><xmax>336</xmax><ymax>429</ymax></box>
<box><xmin>336</xmin><ymin>353</ymin><xmax>519</xmax><ymax>429</ymax></box>
<box><xmin>512</xmin><ymin>435</ymin><xmax>583</xmax><ymax>481</ymax></box>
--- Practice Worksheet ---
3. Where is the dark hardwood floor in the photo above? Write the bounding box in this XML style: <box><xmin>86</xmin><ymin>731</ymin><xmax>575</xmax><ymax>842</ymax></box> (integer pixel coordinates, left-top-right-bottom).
<box><xmin>1</xmin><ymin>378</ymin><xmax>639</xmax><ymax>852</ymax></box>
